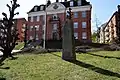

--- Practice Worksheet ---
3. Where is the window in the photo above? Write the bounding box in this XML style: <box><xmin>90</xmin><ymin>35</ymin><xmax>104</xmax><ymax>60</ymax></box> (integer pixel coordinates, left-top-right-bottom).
<box><xmin>30</xmin><ymin>36</ymin><xmax>33</xmax><ymax>40</ymax></box>
<box><xmin>82</xmin><ymin>11</ymin><xmax>86</xmax><ymax>18</ymax></box>
<box><xmin>35</xmin><ymin>25</ymin><xmax>39</xmax><ymax>31</ymax></box>
<box><xmin>82</xmin><ymin>32</ymin><xmax>87</xmax><ymax>39</ymax></box>
<box><xmin>37</xmin><ymin>16</ymin><xmax>40</xmax><ymax>22</ymax></box>
<box><xmin>70</xmin><ymin>1</ymin><xmax>74</xmax><ymax>7</ymax></box>
<box><xmin>30</xmin><ymin>26</ymin><xmax>33</xmax><ymax>31</ymax></box>
<box><xmin>34</xmin><ymin>6</ymin><xmax>37</xmax><ymax>11</ymax></box>
<box><xmin>82</xmin><ymin>22</ymin><xmax>87</xmax><ymax>28</ymax></box>
<box><xmin>52</xmin><ymin>14</ymin><xmax>58</xmax><ymax>20</ymax></box>
<box><xmin>33</xmin><ymin>16</ymin><xmax>37</xmax><ymax>22</ymax></box>
<box><xmin>74</xmin><ymin>12</ymin><xmax>78</xmax><ymax>18</ymax></box>
<box><xmin>40</xmin><ymin>6</ymin><xmax>44</xmax><ymax>10</ymax></box>
<box><xmin>31</xmin><ymin>16</ymin><xmax>33</xmax><ymax>22</ymax></box>
<box><xmin>74</xmin><ymin>33</ymin><xmax>78</xmax><ymax>39</ymax></box>
<box><xmin>74</xmin><ymin>22</ymin><xmax>78</xmax><ymax>28</ymax></box>
<box><xmin>53</xmin><ymin>24</ymin><xmax>57</xmax><ymax>30</ymax></box>
<box><xmin>78</xmin><ymin>0</ymin><xmax>81</xmax><ymax>6</ymax></box>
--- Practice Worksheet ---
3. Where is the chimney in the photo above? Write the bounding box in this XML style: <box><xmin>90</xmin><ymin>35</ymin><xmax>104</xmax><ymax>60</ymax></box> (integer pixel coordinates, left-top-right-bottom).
<box><xmin>56</xmin><ymin>0</ymin><xmax>59</xmax><ymax>2</ymax></box>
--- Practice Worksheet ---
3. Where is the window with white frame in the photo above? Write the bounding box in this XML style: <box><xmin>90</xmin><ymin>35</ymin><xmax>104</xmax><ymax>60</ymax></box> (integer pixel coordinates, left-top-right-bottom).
<box><xmin>31</xmin><ymin>16</ymin><xmax>33</xmax><ymax>22</ymax></box>
<box><xmin>30</xmin><ymin>36</ymin><xmax>33</xmax><ymax>40</ymax></box>
<box><xmin>74</xmin><ymin>22</ymin><xmax>78</xmax><ymax>28</ymax></box>
<box><xmin>78</xmin><ymin>0</ymin><xmax>81</xmax><ymax>6</ymax></box>
<box><xmin>37</xmin><ymin>16</ymin><xmax>40</xmax><ymax>22</ymax></box>
<box><xmin>35</xmin><ymin>25</ymin><xmax>39</xmax><ymax>31</ymax></box>
<box><xmin>82</xmin><ymin>22</ymin><xmax>87</xmax><ymax>28</ymax></box>
<box><xmin>30</xmin><ymin>26</ymin><xmax>33</xmax><ymax>31</ymax></box>
<box><xmin>82</xmin><ymin>11</ymin><xmax>86</xmax><ymax>18</ymax></box>
<box><xmin>70</xmin><ymin>1</ymin><xmax>74</xmax><ymax>7</ymax></box>
<box><xmin>40</xmin><ymin>6</ymin><xmax>44</xmax><ymax>10</ymax></box>
<box><xmin>53</xmin><ymin>24</ymin><xmax>57</xmax><ymax>31</ymax></box>
<box><xmin>82</xmin><ymin>32</ymin><xmax>87</xmax><ymax>39</ymax></box>
<box><xmin>74</xmin><ymin>12</ymin><xmax>78</xmax><ymax>18</ymax></box>
<box><xmin>34</xmin><ymin>6</ymin><xmax>38</xmax><ymax>11</ymax></box>
<box><xmin>74</xmin><ymin>32</ymin><xmax>78</xmax><ymax>39</ymax></box>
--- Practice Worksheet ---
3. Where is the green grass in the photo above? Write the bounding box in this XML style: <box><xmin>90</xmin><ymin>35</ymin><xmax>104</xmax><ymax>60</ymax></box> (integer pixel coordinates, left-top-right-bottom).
<box><xmin>0</xmin><ymin>51</ymin><xmax>120</xmax><ymax>80</ymax></box>
<box><xmin>14</xmin><ymin>42</ymin><xmax>24</xmax><ymax>50</ymax></box>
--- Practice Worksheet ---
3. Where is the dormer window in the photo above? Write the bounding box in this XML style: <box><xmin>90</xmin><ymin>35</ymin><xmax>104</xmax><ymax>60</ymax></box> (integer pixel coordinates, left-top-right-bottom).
<box><xmin>78</xmin><ymin>0</ymin><xmax>81</xmax><ymax>6</ymax></box>
<box><xmin>34</xmin><ymin>6</ymin><xmax>38</xmax><ymax>11</ymax></box>
<box><xmin>70</xmin><ymin>1</ymin><xmax>74</xmax><ymax>7</ymax></box>
<box><xmin>40</xmin><ymin>5</ymin><xmax>44</xmax><ymax>10</ymax></box>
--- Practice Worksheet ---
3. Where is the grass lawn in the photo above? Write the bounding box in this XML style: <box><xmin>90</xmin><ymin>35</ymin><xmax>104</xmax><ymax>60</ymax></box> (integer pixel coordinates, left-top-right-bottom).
<box><xmin>14</xmin><ymin>42</ymin><xmax>24</xmax><ymax>50</ymax></box>
<box><xmin>0</xmin><ymin>51</ymin><xmax>120</xmax><ymax>80</ymax></box>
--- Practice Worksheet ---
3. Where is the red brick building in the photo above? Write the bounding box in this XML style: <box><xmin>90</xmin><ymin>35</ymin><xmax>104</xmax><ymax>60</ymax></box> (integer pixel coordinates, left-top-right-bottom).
<box><xmin>27</xmin><ymin>0</ymin><xmax>92</xmax><ymax>43</ymax></box>
<box><xmin>14</xmin><ymin>18</ymin><xmax>27</xmax><ymax>42</ymax></box>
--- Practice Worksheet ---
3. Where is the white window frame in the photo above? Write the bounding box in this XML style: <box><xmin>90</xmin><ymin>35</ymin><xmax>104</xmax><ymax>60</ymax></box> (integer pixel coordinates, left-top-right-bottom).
<box><xmin>74</xmin><ymin>12</ymin><xmax>78</xmax><ymax>18</ymax></box>
<box><xmin>82</xmin><ymin>32</ymin><xmax>87</xmax><ymax>39</ymax></box>
<box><xmin>74</xmin><ymin>32</ymin><xmax>78</xmax><ymax>39</ymax></box>
<box><xmin>34</xmin><ymin>6</ymin><xmax>37</xmax><ymax>11</ymax></box>
<box><xmin>74</xmin><ymin>22</ymin><xmax>78</xmax><ymax>28</ymax></box>
<box><xmin>40</xmin><ymin>6</ymin><xmax>44</xmax><ymax>10</ymax></box>
<box><xmin>82</xmin><ymin>11</ymin><xmax>86</xmax><ymax>18</ymax></box>
<box><xmin>78</xmin><ymin>0</ymin><xmax>81</xmax><ymax>6</ymax></box>
<box><xmin>36</xmin><ymin>34</ymin><xmax>39</xmax><ymax>40</ymax></box>
<box><xmin>82</xmin><ymin>22</ymin><xmax>87</xmax><ymax>28</ymax></box>
<box><xmin>70</xmin><ymin>1</ymin><xmax>74</xmax><ymax>7</ymax></box>
<box><xmin>53</xmin><ymin>24</ymin><xmax>57</xmax><ymax>30</ymax></box>
<box><xmin>35</xmin><ymin>25</ymin><xmax>39</xmax><ymax>31</ymax></box>
<box><xmin>30</xmin><ymin>36</ymin><xmax>33</xmax><ymax>40</ymax></box>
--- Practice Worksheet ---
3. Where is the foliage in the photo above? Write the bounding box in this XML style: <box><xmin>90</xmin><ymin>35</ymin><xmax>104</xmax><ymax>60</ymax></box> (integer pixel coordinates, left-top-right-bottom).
<box><xmin>0</xmin><ymin>0</ymin><xmax>20</xmax><ymax>63</ymax></box>
<box><xmin>0</xmin><ymin>51</ymin><xmax>120</xmax><ymax>80</ymax></box>
<box><xmin>92</xmin><ymin>32</ymin><xmax>97</xmax><ymax>42</ymax></box>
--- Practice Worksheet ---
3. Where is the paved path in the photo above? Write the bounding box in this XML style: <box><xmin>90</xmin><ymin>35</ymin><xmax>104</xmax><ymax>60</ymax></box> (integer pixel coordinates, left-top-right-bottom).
<box><xmin>0</xmin><ymin>50</ymin><xmax>21</xmax><ymax>56</ymax></box>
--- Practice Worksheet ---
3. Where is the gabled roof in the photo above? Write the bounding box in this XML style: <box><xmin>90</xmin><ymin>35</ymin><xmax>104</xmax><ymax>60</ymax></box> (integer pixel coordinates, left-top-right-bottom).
<box><xmin>28</xmin><ymin>0</ymin><xmax>90</xmax><ymax>13</ymax></box>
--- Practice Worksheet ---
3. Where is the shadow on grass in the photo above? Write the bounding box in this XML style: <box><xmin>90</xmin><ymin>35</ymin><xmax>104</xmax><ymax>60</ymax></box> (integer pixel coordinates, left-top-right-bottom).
<box><xmin>0</xmin><ymin>78</ymin><xmax>6</xmax><ymax>80</ymax></box>
<box><xmin>69</xmin><ymin>60</ymin><xmax>120</xmax><ymax>78</ymax></box>
<box><xmin>50</xmin><ymin>53</ymin><xmax>120</xmax><ymax>78</ymax></box>
<box><xmin>81</xmin><ymin>52</ymin><xmax>120</xmax><ymax>60</ymax></box>
<box><xmin>0</xmin><ymin>67</ymin><xmax>10</xmax><ymax>70</ymax></box>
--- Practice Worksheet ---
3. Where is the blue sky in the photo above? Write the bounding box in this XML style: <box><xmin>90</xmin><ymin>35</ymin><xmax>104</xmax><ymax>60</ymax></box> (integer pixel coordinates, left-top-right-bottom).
<box><xmin>0</xmin><ymin>0</ymin><xmax>120</xmax><ymax>31</ymax></box>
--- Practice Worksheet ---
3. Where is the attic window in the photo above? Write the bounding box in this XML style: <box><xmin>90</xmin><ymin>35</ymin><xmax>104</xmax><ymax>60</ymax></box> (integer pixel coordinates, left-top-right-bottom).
<box><xmin>78</xmin><ymin>0</ymin><xmax>81</xmax><ymax>6</ymax></box>
<box><xmin>70</xmin><ymin>1</ymin><xmax>74</xmax><ymax>7</ymax></box>
<box><xmin>34</xmin><ymin>6</ymin><xmax>38</xmax><ymax>11</ymax></box>
<box><xmin>40</xmin><ymin>6</ymin><xmax>44</xmax><ymax>10</ymax></box>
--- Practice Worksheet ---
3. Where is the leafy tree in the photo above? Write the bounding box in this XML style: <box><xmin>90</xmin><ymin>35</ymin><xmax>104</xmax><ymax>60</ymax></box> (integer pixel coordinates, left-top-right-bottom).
<box><xmin>0</xmin><ymin>0</ymin><xmax>20</xmax><ymax>64</ymax></box>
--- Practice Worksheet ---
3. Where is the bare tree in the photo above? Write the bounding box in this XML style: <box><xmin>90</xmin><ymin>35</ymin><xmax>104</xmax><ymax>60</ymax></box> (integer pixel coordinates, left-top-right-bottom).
<box><xmin>0</xmin><ymin>0</ymin><xmax>20</xmax><ymax>64</ymax></box>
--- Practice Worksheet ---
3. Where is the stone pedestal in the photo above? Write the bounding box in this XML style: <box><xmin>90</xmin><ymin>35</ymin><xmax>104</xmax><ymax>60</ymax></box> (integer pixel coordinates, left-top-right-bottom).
<box><xmin>62</xmin><ymin>19</ymin><xmax>76</xmax><ymax>61</ymax></box>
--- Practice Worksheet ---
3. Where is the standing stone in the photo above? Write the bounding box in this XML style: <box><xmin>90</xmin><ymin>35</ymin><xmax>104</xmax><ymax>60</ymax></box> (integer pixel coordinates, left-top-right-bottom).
<box><xmin>62</xmin><ymin>18</ymin><xmax>76</xmax><ymax>61</ymax></box>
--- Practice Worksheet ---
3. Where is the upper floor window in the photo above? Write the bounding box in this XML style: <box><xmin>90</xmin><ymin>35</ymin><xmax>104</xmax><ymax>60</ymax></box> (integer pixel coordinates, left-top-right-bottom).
<box><xmin>34</xmin><ymin>6</ymin><xmax>38</xmax><ymax>11</ymax></box>
<box><xmin>70</xmin><ymin>1</ymin><xmax>74</xmax><ymax>7</ymax></box>
<box><xmin>82</xmin><ymin>22</ymin><xmax>87</xmax><ymax>28</ymax></box>
<box><xmin>74</xmin><ymin>22</ymin><xmax>78</xmax><ymax>28</ymax></box>
<box><xmin>52</xmin><ymin>14</ymin><xmax>58</xmax><ymax>20</ymax></box>
<box><xmin>40</xmin><ymin>6</ymin><xmax>44</xmax><ymax>10</ymax></box>
<box><xmin>78</xmin><ymin>0</ymin><xmax>81</xmax><ymax>6</ymax></box>
<box><xmin>82</xmin><ymin>11</ymin><xmax>86</xmax><ymax>18</ymax></box>
<box><xmin>74</xmin><ymin>12</ymin><xmax>78</xmax><ymax>18</ymax></box>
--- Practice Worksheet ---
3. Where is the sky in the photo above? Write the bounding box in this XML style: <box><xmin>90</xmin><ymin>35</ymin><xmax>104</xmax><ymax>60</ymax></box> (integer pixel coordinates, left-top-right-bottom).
<box><xmin>0</xmin><ymin>0</ymin><xmax>120</xmax><ymax>31</ymax></box>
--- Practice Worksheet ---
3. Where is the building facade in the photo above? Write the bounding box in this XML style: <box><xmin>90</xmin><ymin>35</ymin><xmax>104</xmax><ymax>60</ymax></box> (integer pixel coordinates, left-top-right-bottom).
<box><xmin>0</xmin><ymin>18</ymin><xmax>26</xmax><ymax>42</ymax></box>
<box><xmin>27</xmin><ymin>0</ymin><xmax>92</xmax><ymax>43</ymax></box>
<box><xmin>99</xmin><ymin>5</ymin><xmax>120</xmax><ymax>43</ymax></box>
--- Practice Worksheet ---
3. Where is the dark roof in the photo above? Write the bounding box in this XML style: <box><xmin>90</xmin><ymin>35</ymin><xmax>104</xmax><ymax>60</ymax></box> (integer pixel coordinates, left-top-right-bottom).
<box><xmin>28</xmin><ymin>0</ymin><xmax>90</xmax><ymax>13</ymax></box>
